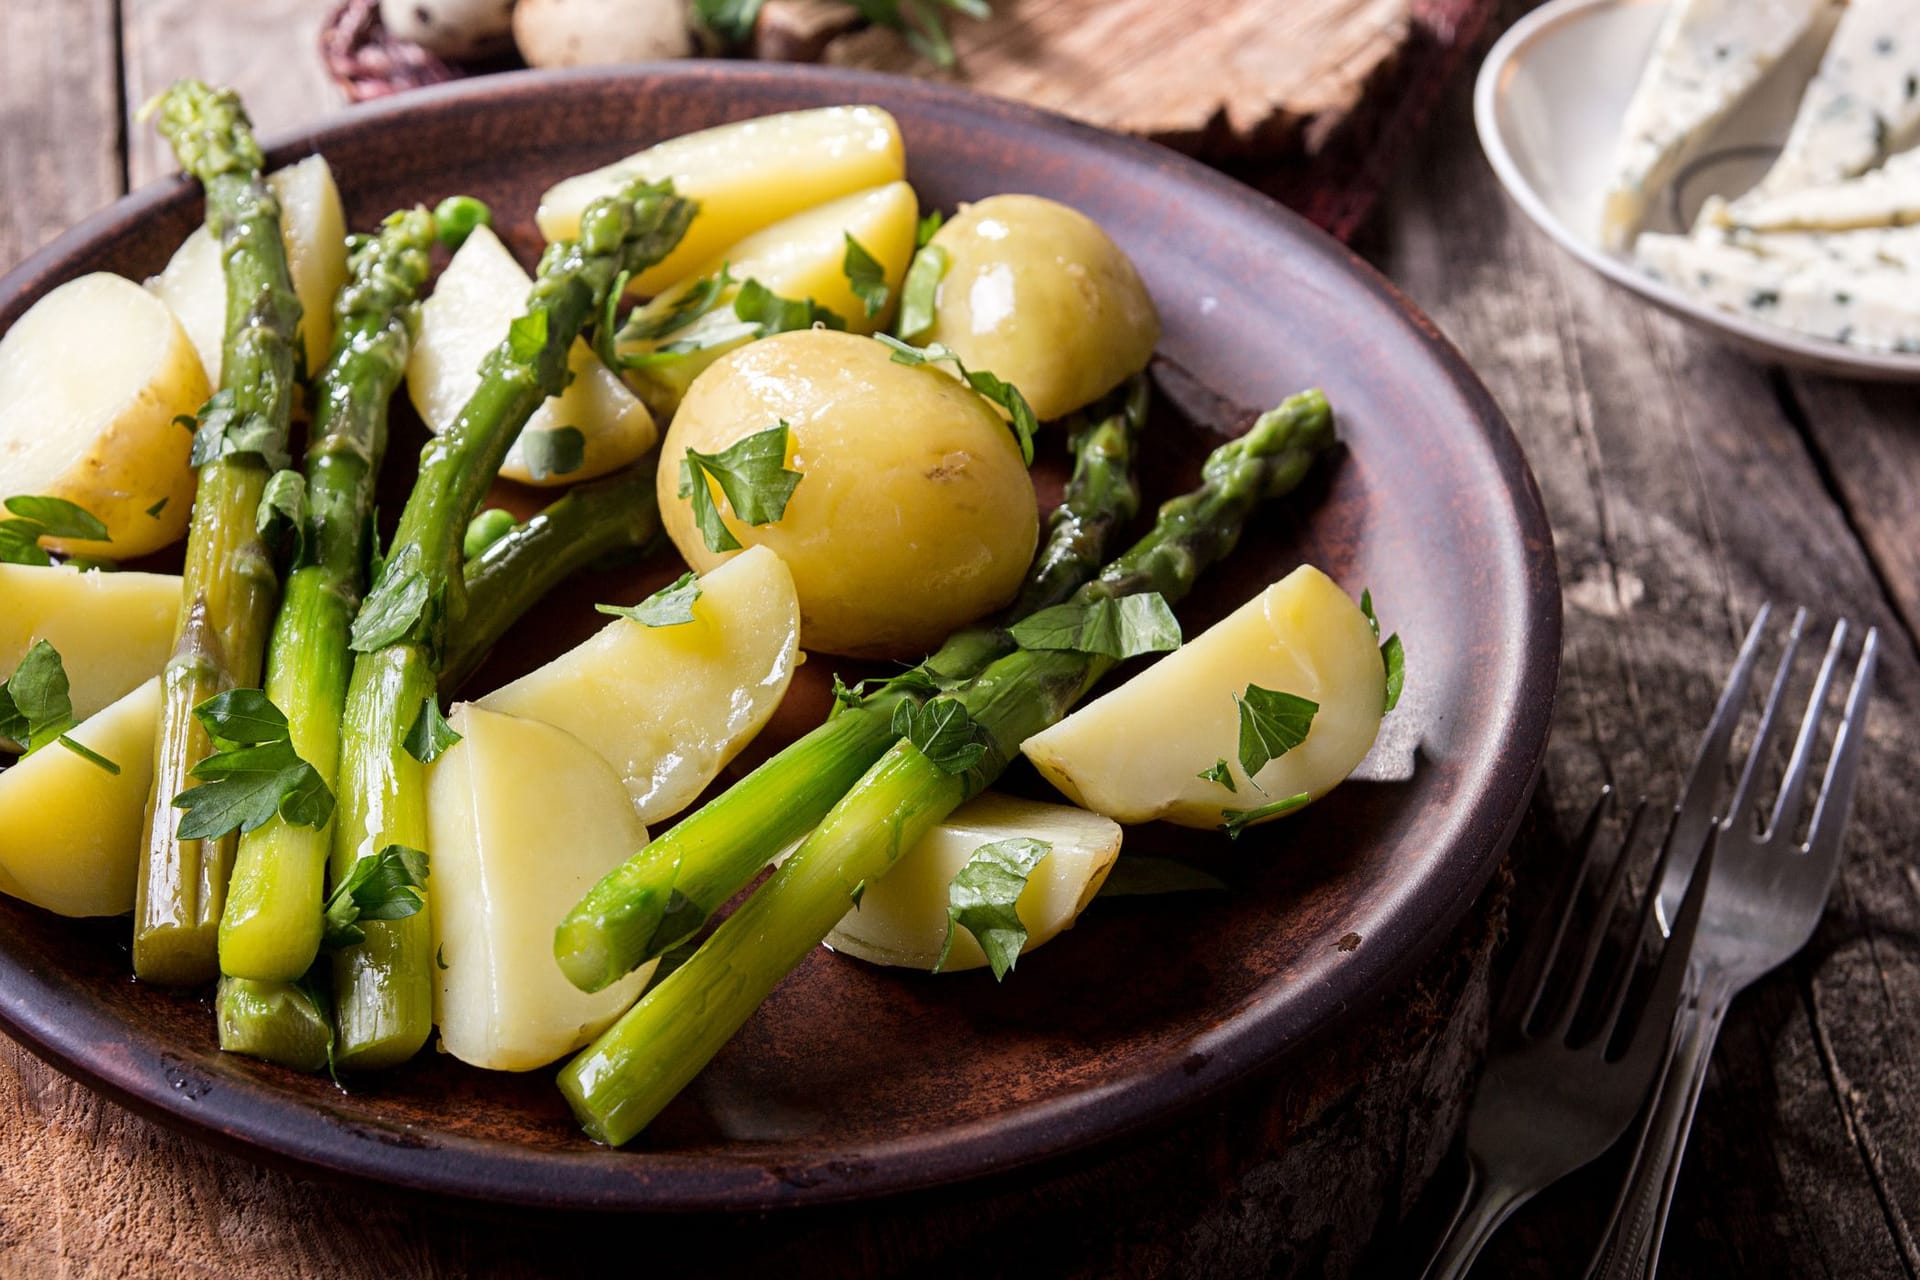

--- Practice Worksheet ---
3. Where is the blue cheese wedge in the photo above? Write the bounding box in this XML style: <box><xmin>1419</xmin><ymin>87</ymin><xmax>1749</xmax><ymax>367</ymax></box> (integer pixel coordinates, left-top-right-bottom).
<box><xmin>1636</xmin><ymin>230</ymin><xmax>1920</xmax><ymax>351</ymax></box>
<box><xmin>1708</xmin><ymin>147</ymin><xmax>1920</xmax><ymax>232</ymax></box>
<box><xmin>1602</xmin><ymin>0</ymin><xmax>1830</xmax><ymax>252</ymax></box>
<box><xmin>1738</xmin><ymin>0</ymin><xmax>1920</xmax><ymax>202</ymax></box>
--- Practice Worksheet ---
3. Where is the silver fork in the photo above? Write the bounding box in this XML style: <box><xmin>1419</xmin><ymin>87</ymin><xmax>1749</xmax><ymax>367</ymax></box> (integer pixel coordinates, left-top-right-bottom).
<box><xmin>1587</xmin><ymin>606</ymin><xmax>1881</xmax><ymax>1280</ymax></box>
<box><xmin>1420</xmin><ymin>790</ymin><xmax>1715</xmax><ymax>1280</ymax></box>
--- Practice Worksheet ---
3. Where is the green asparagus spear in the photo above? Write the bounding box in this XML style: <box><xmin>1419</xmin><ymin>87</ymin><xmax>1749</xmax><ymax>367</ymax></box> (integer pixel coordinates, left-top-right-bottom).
<box><xmin>553</xmin><ymin>379</ymin><xmax>1150</xmax><ymax>992</ymax></box>
<box><xmin>218</xmin><ymin>207</ymin><xmax>455</xmax><ymax>986</ymax></box>
<box><xmin>215</xmin><ymin>975</ymin><xmax>333</xmax><ymax>1072</ymax></box>
<box><xmin>440</xmin><ymin>461</ymin><xmax>666</xmax><ymax>694</ymax></box>
<box><xmin>328</xmin><ymin>178</ymin><xmax>694</xmax><ymax>1069</ymax></box>
<box><xmin>560</xmin><ymin>388</ymin><xmax>1334</xmax><ymax>1143</ymax></box>
<box><xmin>134</xmin><ymin>82</ymin><xmax>303</xmax><ymax>985</ymax></box>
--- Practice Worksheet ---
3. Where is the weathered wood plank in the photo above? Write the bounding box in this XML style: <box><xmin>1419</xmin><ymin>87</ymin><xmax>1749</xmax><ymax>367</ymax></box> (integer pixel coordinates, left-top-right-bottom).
<box><xmin>0</xmin><ymin>0</ymin><xmax>122</xmax><ymax>264</ymax></box>
<box><xmin>1368</xmin><ymin>47</ymin><xmax>1920</xmax><ymax>1277</ymax></box>
<box><xmin>120</xmin><ymin>0</ymin><xmax>338</xmax><ymax>187</ymax></box>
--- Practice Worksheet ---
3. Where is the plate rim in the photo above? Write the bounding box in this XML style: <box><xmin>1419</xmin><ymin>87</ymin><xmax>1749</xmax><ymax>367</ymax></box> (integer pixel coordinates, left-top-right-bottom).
<box><xmin>1473</xmin><ymin>0</ymin><xmax>1920</xmax><ymax>383</ymax></box>
<box><xmin>0</xmin><ymin>60</ymin><xmax>1561</xmax><ymax>1211</ymax></box>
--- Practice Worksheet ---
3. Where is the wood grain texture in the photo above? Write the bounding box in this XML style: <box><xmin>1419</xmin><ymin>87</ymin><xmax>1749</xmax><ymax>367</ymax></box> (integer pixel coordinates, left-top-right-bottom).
<box><xmin>0</xmin><ymin>0</ymin><xmax>122</xmax><ymax>264</ymax></box>
<box><xmin>813</xmin><ymin>0</ymin><xmax>1413</xmax><ymax>160</ymax></box>
<box><xmin>1365</xmin><ymin>19</ymin><xmax>1920</xmax><ymax>1272</ymax></box>
<box><xmin>120</xmin><ymin>0</ymin><xmax>339</xmax><ymax>186</ymax></box>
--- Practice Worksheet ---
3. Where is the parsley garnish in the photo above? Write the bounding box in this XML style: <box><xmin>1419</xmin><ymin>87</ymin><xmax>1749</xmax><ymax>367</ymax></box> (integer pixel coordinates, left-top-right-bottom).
<box><xmin>172</xmin><ymin>690</ymin><xmax>336</xmax><ymax>841</ymax></box>
<box><xmin>520</xmin><ymin>426</ymin><xmax>586</xmax><ymax>482</ymax></box>
<box><xmin>350</xmin><ymin>546</ymin><xmax>434</xmax><ymax>653</ymax></box>
<box><xmin>1008</xmin><ymin>593</ymin><xmax>1180</xmax><ymax>659</ymax></box>
<box><xmin>733</xmin><ymin>278</ymin><xmax>848</xmax><ymax>335</ymax></box>
<box><xmin>875</xmin><ymin>334</ymin><xmax>1037</xmax><ymax>464</ymax></box>
<box><xmin>435</xmin><ymin>942</ymin><xmax>449</xmax><ymax>970</ymax></box>
<box><xmin>506</xmin><ymin>309</ymin><xmax>549</xmax><ymax>362</ymax></box>
<box><xmin>1219</xmin><ymin>791</ymin><xmax>1311</xmax><ymax>839</ymax></box>
<box><xmin>891</xmin><ymin>695</ymin><xmax>989</xmax><ymax>775</ymax></box>
<box><xmin>678</xmin><ymin>423</ymin><xmax>804</xmax><ymax>554</ymax></box>
<box><xmin>1198</xmin><ymin>759</ymin><xmax>1236</xmax><ymax>792</ymax></box>
<box><xmin>183</xmin><ymin>388</ymin><xmax>292</xmax><ymax>471</ymax></box>
<box><xmin>0</xmin><ymin>640</ymin><xmax>119</xmax><ymax>772</ymax></box>
<box><xmin>1235</xmin><ymin>684</ymin><xmax>1318</xmax><ymax>778</ymax></box>
<box><xmin>1097</xmin><ymin>856</ymin><xmax>1228</xmax><ymax>897</ymax></box>
<box><xmin>256</xmin><ymin>469</ymin><xmax>307</xmax><ymax>560</ymax></box>
<box><xmin>614</xmin><ymin>265</ymin><xmax>737</xmax><ymax>350</ymax></box>
<box><xmin>402</xmin><ymin>696</ymin><xmax>462</xmax><ymax>765</ymax></box>
<box><xmin>894</xmin><ymin>243</ymin><xmax>948</xmax><ymax>342</ymax></box>
<box><xmin>842</xmin><ymin>233</ymin><xmax>890</xmax><ymax>317</ymax></box>
<box><xmin>916</xmin><ymin>209</ymin><xmax>945</xmax><ymax>247</ymax></box>
<box><xmin>597</xmin><ymin>570</ymin><xmax>702</xmax><ymax>627</ymax></box>
<box><xmin>1360</xmin><ymin>589</ymin><xmax>1405</xmax><ymax>713</ymax></box>
<box><xmin>938</xmin><ymin>837</ymin><xmax>1050</xmax><ymax>979</ymax></box>
<box><xmin>322</xmin><ymin>844</ymin><xmax>428</xmax><ymax>948</ymax></box>
<box><xmin>146</xmin><ymin>498</ymin><xmax>169</xmax><ymax>520</ymax></box>
<box><xmin>0</xmin><ymin>496</ymin><xmax>110</xmax><ymax>565</ymax></box>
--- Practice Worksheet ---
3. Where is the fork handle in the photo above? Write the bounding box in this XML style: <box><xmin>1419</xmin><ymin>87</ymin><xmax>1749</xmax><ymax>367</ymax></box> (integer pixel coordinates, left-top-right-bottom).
<box><xmin>1421</xmin><ymin>1153</ymin><xmax>1530</xmax><ymax>1280</ymax></box>
<box><xmin>1586</xmin><ymin>974</ymin><xmax>1738</xmax><ymax>1280</ymax></box>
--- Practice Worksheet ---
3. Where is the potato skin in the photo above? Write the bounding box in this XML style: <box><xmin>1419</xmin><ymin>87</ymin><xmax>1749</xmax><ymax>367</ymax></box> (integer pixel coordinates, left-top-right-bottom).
<box><xmin>659</xmin><ymin>330</ymin><xmax>1039</xmax><ymax>659</ymax></box>
<box><xmin>922</xmin><ymin>194</ymin><xmax>1159</xmax><ymax>422</ymax></box>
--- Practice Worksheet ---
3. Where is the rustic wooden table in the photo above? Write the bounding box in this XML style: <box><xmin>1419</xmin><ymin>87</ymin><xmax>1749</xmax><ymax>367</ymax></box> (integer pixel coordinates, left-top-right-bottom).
<box><xmin>2</xmin><ymin>1</ymin><xmax>1915</xmax><ymax>1276</ymax></box>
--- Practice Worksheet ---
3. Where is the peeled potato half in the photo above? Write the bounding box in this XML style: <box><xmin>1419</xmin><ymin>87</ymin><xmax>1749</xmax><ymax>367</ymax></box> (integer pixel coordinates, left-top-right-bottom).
<box><xmin>477</xmin><ymin>546</ymin><xmax>801</xmax><ymax>826</ymax></box>
<box><xmin>0</xmin><ymin>566</ymin><xmax>181</xmax><ymax>727</ymax></box>
<box><xmin>1022</xmin><ymin>565</ymin><xmax>1386</xmax><ymax>831</ymax></box>
<box><xmin>824</xmin><ymin>793</ymin><xmax>1124</xmax><ymax>973</ymax></box>
<box><xmin>536</xmin><ymin>106</ymin><xmax>907</xmax><ymax>294</ymax></box>
<box><xmin>408</xmin><ymin>224</ymin><xmax>657</xmax><ymax>486</ymax></box>
<box><xmin>0</xmin><ymin>273</ymin><xmax>206</xmax><ymax>558</ymax></box>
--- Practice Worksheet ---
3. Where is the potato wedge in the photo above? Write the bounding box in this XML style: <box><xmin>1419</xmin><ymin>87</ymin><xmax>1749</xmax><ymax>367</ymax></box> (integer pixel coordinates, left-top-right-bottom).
<box><xmin>0</xmin><ymin>677</ymin><xmax>159</xmax><ymax>916</ymax></box>
<box><xmin>147</xmin><ymin>153</ymin><xmax>348</xmax><ymax>384</ymax></box>
<box><xmin>536</xmin><ymin>106</ymin><xmax>906</xmax><ymax>294</ymax></box>
<box><xmin>478</xmin><ymin>546</ymin><xmax>800</xmax><ymax>825</ymax></box>
<box><xmin>0</xmin><ymin>564</ymin><xmax>181</xmax><ymax>724</ymax></box>
<box><xmin>0</xmin><ymin>273</ymin><xmax>205</xmax><ymax>558</ymax></box>
<box><xmin>1022</xmin><ymin>565</ymin><xmax>1386</xmax><ymax>831</ymax></box>
<box><xmin>408</xmin><ymin>224</ymin><xmax>657</xmax><ymax>487</ymax></box>
<box><xmin>660</xmin><ymin>329</ymin><xmax>1038</xmax><ymax>659</ymax></box>
<box><xmin>824</xmin><ymin>793</ymin><xmax>1123</xmax><ymax>972</ymax></box>
<box><xmin>620</xmin><ymin>181</ymin><xmax>920</xmax><ymax>417</ymax></box>
<box><xmin>427</xmin><ymin>706</ymin><xmax>655</xmax><ymax>1071</ymax></box>
<box><xmin>921</xmin><ymin>194</ymin><xmax>1159</xmax><ymax>422</ymax></box>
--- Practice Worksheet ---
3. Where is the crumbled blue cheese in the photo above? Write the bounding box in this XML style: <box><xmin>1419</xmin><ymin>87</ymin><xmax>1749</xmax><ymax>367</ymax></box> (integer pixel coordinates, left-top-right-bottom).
<box><xmin>1708</xmin><ymin>146</ymin><xmax>1920</xmax><ymax>231</ymax></box>
<box><xmin>1737</xmin><ymin>0</ymin><xmax>1920</xmax><ymax>203</ymax></box>
<box><xmin>1602</xmin><ymin>0</ymin><xmax>1830</xmax><ymax>252</ymax></box>
<box><xmin>1635</xmin><ymin>230</ymin><xmax>1920</xmax><ymax>351</ymax></box>
<box><xmin>1718</xmin><ymin>221</ymin><xmax>1920</xmax><ymax>271</ymax></box>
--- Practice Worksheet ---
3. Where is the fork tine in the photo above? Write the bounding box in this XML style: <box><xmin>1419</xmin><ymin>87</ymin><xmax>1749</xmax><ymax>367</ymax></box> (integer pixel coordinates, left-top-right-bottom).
<box><xmin>1766</xmin><ymin>620</ymin><xmax>1849</xmax><ymax>843</ymax></box>
<box><xmin>1617</xmin><ymin>824</ymin><xmax>1718</xmax><ymax>1077</ymax></box>
<box><xmin>1510</xmin><ymin>788</ymin><xmax>1614</xmax><ymax>1030</ymax></box>
<box><xmin>1725</xmin><ymin>607</ymin><xmax>1808</xmax><ymax>837</ymax></box>
<box><xmin>1592</xmin><ymin>806</ymin><xmax>1686</xmax><ymax>1049</ymax></box>
<box><xmin>1802</xmin><ymin>628</ymin><xmax>1879</xmax><ymax>874</ymax></box>
<box><xmin>1548</xmin><ymin>800</ymin><xmax>1650</xmax><ymax>1042</ymax></box>
<box><xmin>1658</xmin><ymin>605</ymin><xmax>1774</xmax><ymax>922</ymax></box>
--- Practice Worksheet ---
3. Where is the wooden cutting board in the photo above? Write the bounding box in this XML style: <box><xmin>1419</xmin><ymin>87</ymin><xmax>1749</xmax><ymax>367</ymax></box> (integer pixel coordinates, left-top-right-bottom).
<box><xmin>754</xmin><ymin>0</ymin><xmax>1502</xmax><ymax>238</ymax></box>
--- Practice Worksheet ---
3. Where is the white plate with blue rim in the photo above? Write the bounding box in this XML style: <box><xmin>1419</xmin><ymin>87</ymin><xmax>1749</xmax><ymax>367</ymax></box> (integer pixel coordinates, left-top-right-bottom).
<box><xmin>1475</xmin><ymin>0</ymin><xmax>1920</xmax><ymax>382</ymax></box>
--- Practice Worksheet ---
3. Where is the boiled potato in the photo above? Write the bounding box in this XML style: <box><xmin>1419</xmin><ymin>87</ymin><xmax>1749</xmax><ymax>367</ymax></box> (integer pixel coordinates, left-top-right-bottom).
<box><xmin>382</xmin><ymin>0</ymin><xmax>515</xmax><ymax>59</ymax></box>
<box><xmin>1022</xmin><ymin>565</ymin><xmax>1385</xmax><ymax>830</ymax></box>
<box><xmin>147</xmin><ymin>154</ymin><xmax>348</xmax><ymax>383</ymax></box>
<box><xmin>621</xmin><ymin>181</ymin><xmax>920</xmax><ymax>418</ymax></box>
<box><xmin>478</xmin><ymin>546</ymin><xmax>800</xmax><ymax>825</ymax></box>
<box><xmin>659</xmin><ymin>329</ymin><xmax>1038</xmax><ymax>659</ymax></box>
<box><xmin>0</xmin><ymin>274</ymin><xmax>205</xmax><ymax>558</ymax></box>
<box><xmin>824</xmin><ymin>794</ymin><xmax>1123</xmax><ymax>972</ymax></box>
<box><xmin>536</xmin><ymin>106</ymin><xmax>906</xmax><ymax>294</ymax></box>
<box><xmin>0</xmin><ymin>564</ymin><xmax>181</xmax><ymax>724</ymax></box>
<box><xmin>0</xmin><ymin>677</ymin><xmax>159</xmax><ymax>916</ymax></box>
<box><xmin>514</xmin><ymin>0</ymin><xmax>692</xmax><ymax>66</ymax></box>
<box><xmin>426</xmin><ymin>705</ymin><xmax>656</xmax><ymax>1071</ymax></box>
<box><xmin>921</xmin><ymin>194</ymin><xmax>1159</xmax><ymax>422</ymax></box>
<box><xmin>409</xmin><ymin>224</ymin><xmax>657</xmax><ymax>487</ymax></box>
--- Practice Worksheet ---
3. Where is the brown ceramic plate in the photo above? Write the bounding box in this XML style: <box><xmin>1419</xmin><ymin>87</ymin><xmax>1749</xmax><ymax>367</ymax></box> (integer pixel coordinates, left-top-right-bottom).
<box><xmin>0</xmin><ymin>64</ymin><xmax>1558</xmax><ymax>1211</ymax></box>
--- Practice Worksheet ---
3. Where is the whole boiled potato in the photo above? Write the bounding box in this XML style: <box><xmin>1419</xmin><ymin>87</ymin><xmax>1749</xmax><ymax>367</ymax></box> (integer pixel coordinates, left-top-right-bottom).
<box><xmin>921</xmin><ymin>194</ymin><xmax>1159</xmax><ymax>422</ymax></box>
<box><xmin>514</xmin><ymin>0</ymin><xmax>692</xmax><ymax>68</ymax></box>
<box><xmin>381</xmin><ymin>0</ymin><xmax>514</xmax><ymax>59</ymax></box>
<box><xmin>659</xmin><ymin>329</ymin><xmax>1038</xmax><ymax>659</ymax></box>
